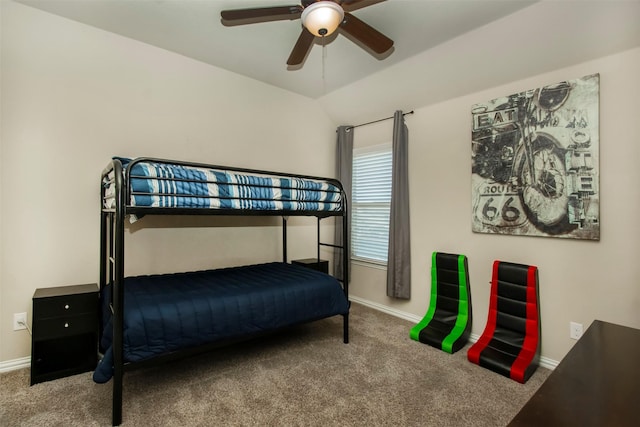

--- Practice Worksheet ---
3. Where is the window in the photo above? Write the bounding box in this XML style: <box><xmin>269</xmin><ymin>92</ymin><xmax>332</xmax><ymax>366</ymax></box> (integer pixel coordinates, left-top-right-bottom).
<box><xmin>351</xmin><ymin>144</ymin><xmax>392</xmax><ymax>264</ymax></box>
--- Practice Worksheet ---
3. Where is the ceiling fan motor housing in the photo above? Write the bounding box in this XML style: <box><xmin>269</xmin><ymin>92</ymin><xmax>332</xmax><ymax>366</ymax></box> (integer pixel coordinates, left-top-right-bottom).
<box><xmin>301</xmin><ymin>1</ymin><xmax>345</xmax><ymax>37</ymax></box>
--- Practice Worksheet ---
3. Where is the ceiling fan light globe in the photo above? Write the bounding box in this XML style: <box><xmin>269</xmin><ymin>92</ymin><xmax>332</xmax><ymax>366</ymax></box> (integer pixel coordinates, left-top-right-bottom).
<box><xmin>301</xmin><ymin>1</ymin><xmax>344</xmax><ymax>37</ymax></box>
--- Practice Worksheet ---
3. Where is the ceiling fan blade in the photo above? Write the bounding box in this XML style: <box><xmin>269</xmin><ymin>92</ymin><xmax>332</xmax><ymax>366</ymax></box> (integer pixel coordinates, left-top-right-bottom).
<box><xmin>287</xmin><ymin>28</ymin><xmax>316</xmax><ymax>66</ymax></box>
<box><xmin>340</xmin><ymin>12</ymin><xmax>393</xmax><ymax>54</ymax></box>
<box><xmin>221</xmin><ymin>6</ymin><xmax>303</xmax><ymax>25</ymax></box>
<box><xmin>339</xmin><ymin>0</ymin><xmax>387</xmax><ymax>13</ymax></box>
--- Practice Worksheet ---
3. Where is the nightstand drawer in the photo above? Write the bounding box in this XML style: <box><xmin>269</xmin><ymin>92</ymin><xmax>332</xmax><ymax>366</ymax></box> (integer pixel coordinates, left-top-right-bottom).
<box><xmin>33</xmin><ymin>283</ymin><xmax>98</xmax><ymax>319</ymax></box>
<box><xmin>33</xmin><ymin>313</ymin><xmax>96</xmax><ymax>340</ymax></box>
<box><xmin>33</xmin><ymin>284</ymin><xmax>97</xmax><ymax>318</ymax></box>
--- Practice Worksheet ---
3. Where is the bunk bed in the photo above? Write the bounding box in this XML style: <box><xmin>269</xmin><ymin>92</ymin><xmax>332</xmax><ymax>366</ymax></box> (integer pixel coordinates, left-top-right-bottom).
<box><xmin>97</xmin><ymin>157</ymin><xmax>350</xmax><ymax>426</ymax></box>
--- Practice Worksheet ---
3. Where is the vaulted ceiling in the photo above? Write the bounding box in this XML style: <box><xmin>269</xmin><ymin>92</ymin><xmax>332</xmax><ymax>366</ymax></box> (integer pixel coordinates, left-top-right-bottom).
<box><xmin>16</xmin><ymin>0</ymin><xmax>539</xmax><ymax>98</ymax></box>
<box><xmin>14</xmin><ymin>0</ymin><xmax>640</xmax><ymax>107</ymax></box>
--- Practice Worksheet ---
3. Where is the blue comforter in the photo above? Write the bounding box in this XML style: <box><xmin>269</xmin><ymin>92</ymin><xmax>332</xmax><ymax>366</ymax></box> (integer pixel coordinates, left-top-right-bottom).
<box><xmin>94</xmin><ymin>262</ymin><xmax>349</xmax><ymax>383</ymax></box>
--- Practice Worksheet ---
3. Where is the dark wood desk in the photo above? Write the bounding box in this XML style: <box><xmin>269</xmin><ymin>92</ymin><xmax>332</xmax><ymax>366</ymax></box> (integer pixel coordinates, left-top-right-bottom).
<box><xmin>509</xmin><ymin>320</ymin><xmax>640</xmax><ymax>426</ymax></box>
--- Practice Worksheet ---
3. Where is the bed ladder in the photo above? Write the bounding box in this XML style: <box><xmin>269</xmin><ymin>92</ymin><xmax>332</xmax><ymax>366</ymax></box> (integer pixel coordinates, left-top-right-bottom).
<box><xmin>281</xmin><ymin>215</ymin><xmax>349</xmax><ymax>344</ymax></box>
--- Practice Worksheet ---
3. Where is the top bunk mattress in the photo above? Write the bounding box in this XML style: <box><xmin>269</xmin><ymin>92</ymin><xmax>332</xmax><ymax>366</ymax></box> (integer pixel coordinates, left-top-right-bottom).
<box><xmin>103</xmin><ymin>157</ymin><xmax>344</xmax><ymax>213</ymax></box>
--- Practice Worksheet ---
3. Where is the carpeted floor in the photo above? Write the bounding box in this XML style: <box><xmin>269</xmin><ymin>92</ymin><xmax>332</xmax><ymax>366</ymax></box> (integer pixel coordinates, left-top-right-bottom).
<box><xmin>0</xmin><ymin>303</ymin><xmax>549</xmax><ymax>426</ymax></box>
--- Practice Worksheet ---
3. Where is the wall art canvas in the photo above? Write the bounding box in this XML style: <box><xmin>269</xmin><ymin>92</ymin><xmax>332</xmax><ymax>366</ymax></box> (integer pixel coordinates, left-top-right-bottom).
<box><xmin>471</xmin><ymin>73</ymin><xmax>599</xmax><ymax>240</ymax></box>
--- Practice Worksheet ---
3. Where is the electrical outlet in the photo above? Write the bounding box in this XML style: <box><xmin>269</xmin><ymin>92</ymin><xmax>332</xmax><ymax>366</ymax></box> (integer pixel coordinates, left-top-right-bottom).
<box><xmin>13</xmin><ymin>312</ymin><xmax>27</xmax><ymax>331</ymax></box>
<box><xmin>569</xmin><ymin>321</ymin><xmax>583</xmax><ymax>340</ymax></box>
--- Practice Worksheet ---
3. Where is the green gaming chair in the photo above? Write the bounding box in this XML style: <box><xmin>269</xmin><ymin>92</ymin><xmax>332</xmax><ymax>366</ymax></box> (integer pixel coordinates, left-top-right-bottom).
<box><xmin>410</xmin><ymin>252</ymin><xmax>472</xmax><ymax>353</ymax></box>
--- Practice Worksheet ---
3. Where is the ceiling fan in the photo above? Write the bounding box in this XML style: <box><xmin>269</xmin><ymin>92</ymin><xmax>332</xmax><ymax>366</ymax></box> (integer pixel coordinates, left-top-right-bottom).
<box><xmin>220</xmin><ymin>0</ymin><xmax>393</xmax><ymax>68</ymax></box>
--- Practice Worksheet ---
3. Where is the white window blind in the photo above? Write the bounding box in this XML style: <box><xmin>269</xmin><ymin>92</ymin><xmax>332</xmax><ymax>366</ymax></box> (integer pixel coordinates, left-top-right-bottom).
<box><xmin>352</xmin><ymin>144</ymin><xmax>392</xmax><ymax>264</ymax></box>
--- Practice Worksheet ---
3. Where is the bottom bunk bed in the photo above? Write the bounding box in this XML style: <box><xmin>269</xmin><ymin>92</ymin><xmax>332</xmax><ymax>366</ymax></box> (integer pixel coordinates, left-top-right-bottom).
<box><xmin>94</xmin><ymin>262</ymin><xmax>349</xmax><ymax>384</ymax></box>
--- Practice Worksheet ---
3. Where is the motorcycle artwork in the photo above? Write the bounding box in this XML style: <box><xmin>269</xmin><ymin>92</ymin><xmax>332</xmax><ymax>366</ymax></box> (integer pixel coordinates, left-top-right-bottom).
<box><xmin>471</xmin><ymin>74</ymin><xmax>600</xmax><ymax>240</ymax></box>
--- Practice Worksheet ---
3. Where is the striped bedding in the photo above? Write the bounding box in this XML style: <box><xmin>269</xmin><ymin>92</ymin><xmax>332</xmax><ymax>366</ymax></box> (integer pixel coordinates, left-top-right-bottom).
<box><xmin>103</xmin><ymin>157</ymin><xmax>343</xmax><ymax>212</ymax></box>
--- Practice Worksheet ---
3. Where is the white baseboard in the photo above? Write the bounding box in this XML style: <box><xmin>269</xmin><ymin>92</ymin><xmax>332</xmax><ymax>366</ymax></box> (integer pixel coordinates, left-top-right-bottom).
<box><xmin>538</xmin><ymin>355</ymin><xmax>559</xmax><ymax>370</ymax></box>
<box><xmin>350</xmin><ymin>295</ymin><xmax>423</xmax><ymax>323</ymax></box>
<box><xmin>0</xmin><ymin>356</ymin><xmax>30</xmax><ymax>373</ymax></box>
<box><xmin>349</xmin><ymin>296</ymin><xmax>558</xmax><ymax>370</ymax></box>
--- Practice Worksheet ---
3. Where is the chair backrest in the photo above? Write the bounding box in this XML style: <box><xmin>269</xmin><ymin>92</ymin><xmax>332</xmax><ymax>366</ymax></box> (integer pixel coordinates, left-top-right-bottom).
<box><xmin>410</xmin><ymin>252</ymin><xmax>471</xmax><ymax>353</ymax></box>
<box><xmin>468</xmin><ymin>260</ymin><xmax>540</xmax><ymax>383</ymax></box>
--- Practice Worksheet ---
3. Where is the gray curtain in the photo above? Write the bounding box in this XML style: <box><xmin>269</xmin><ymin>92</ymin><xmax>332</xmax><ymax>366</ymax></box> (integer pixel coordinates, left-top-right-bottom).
<box><xmin>333</xmin><ymin>126</ymin><xmax>353</xmax><ymax>281</ymax></box>
<box><xmin>387</xmin><ymin>111</ymin><xmax>411</xmax><ymax>299</ymax></box>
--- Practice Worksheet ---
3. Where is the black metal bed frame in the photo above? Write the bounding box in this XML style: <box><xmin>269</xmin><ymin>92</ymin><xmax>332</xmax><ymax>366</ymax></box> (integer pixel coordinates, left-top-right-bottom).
<box><xmin>99</xmin><ymin>157</ymin><xmax>349</xmax><ymax>426</ymax></box>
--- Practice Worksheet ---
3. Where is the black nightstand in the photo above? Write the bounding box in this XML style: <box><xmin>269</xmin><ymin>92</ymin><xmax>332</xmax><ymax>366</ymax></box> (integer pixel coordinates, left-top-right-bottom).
<box><xmin>31</xmin><ymin>283</ymin><xmax>99</xmax><ymax>385</ymax></box>
<box><xmin>292</xmin><ymin>258</ymin><xmax>329</xmax><ymax>274</ymax></box>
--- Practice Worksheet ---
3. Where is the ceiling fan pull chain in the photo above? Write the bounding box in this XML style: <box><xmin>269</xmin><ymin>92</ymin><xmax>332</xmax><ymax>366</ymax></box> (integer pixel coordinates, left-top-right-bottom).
<box><xmin>322</xmin><ymin>35</ymin><xmax>327</xmax><ymax>93</ymax></box>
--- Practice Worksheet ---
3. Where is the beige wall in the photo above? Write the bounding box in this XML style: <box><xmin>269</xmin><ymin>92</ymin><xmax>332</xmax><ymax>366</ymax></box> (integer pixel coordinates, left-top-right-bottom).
<box><xmin>0</xmin><ymin>2</ymin><xmax>336</xmax><ymax>363</ymax></box>
<box><xmin>2</xmin><ymin>0</ymin><xmax>639</xmax><ymax>368</ymax></box>
<box><xmin>335</xmin><ymin>48</ymin><xmax>640</xmax><ymax>363</ymax></box>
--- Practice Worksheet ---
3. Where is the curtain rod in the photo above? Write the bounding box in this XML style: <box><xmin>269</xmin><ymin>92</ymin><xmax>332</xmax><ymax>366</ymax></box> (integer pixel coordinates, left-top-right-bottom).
<box><xmin>345</xmin><ymin>110</ymin><xmax>414</xmax><ymax>131</ymax></box>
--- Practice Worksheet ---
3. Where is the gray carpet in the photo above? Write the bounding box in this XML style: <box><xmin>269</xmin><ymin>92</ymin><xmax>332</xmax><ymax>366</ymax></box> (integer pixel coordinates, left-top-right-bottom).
<box><xmin>0</xmin><ymin>303</ymin><xmax>549</xmax><ymax>426</ymax></box>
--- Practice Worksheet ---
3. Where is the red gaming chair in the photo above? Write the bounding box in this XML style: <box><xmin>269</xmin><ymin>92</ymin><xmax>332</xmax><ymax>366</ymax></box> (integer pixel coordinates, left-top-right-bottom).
<box><xmin>467</xmin><ymin>261</ymin><xmax>540</xmax><ymax>383</ymax></box>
